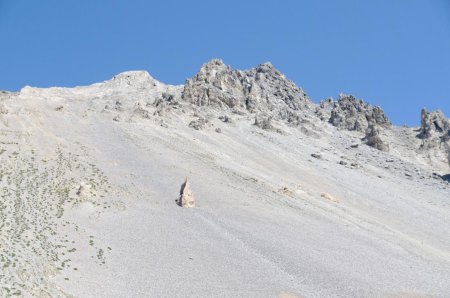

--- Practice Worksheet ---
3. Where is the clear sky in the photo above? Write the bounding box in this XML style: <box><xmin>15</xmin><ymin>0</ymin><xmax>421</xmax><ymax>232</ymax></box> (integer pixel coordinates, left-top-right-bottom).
<box><xmin>1</xmin><ymin>0</ymin><xmax>449</xmax><ymax>126</ymax></box>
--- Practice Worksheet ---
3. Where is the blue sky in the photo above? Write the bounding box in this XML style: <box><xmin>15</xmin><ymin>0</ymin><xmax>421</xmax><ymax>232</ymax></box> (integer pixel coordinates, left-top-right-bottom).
<box><xmin>1</xmin><ymin>0</ymin><xmax>449</xmax><ymax>125</ymax></box>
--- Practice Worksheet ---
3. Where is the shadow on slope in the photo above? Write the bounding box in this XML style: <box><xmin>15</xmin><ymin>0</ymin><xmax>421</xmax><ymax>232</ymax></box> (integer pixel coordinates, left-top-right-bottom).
<box><xmin>441</xmin><ymin>174</ymin><xmax>450</xmax><ymax>182</ymax></box>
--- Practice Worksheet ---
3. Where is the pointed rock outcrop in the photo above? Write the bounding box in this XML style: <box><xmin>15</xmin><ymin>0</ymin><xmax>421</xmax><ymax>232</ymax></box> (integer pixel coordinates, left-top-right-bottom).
<box><xmin>178</xmin><ymin>178</ymin><xmax>195</xmax><ymax>208</ymax></box>
<box><xmin>416</xmin><ymin>108</ymin><xmax>450</xmax><ymax>168</ymax></box>
<box><xmin>418</xmin><ymin>108</ymin><xmax>450</xmax><ymax>141</ymax></box>
<box><xmin>363</xmin><ymin>123</ymin><xmax>389</xmax><ymax>152</ymax></box>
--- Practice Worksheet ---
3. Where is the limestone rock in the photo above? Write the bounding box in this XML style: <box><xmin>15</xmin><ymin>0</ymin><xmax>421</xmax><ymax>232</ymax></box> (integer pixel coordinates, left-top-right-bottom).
<box><xmin>363</xmin><ymin>123</ymin><xmax>389</xmax><ymax>152</ymax></box>
<box><xmin>321</xmin><ymin>193</ymin><xmax>339</xmax><ymax>203</ymax></box>
<box><xmin>418</xmin><ymin>108</ymin><xmax>450</xmax><ymax>140</ymax></box>
<box><xmin>417</xmin><ymin>109</ymin><xmax>450</xmax><ymax>165</ymax></box>
<box><xmin>315</xmin><ymin>97</ymin><xmax>334</xmax><ymax>121</ymax></box>
<box><xmin>311</xmin><ymin>153</ymin><xmax>322</xmax><ymax>159</ymax></box>
<box><xmin>218</xmin><ymin>115</ymin><xmax>233</xmax><ymax>123</ymax></box>
<box><xmin>447</xmin><ymin>146</ymin><xmax>450</xmax><ymax>168</ymax></box>
<box><xmin>254</xmin><ymin>113</ymin><xmax>273</xmax><ymax>130</ymax></box>
<box><xmin>133</xmin><ymin>104</ymin><xmax>151</xmax><ymax>119</ymax></box>
<box><xmin>109</xmin><ymin>71</ymin><xmax>158</xmax><ymax>89</ymax></box>
<box><xmin>277</xmin><ymin>187</ymin><xmax>294</xmax><ymax>197</ymax></box>
<box><xmin>154</xmin><ymin>92</ymin><xmax>176</xmax><ymax>116</ymax></box>
<box><xmin>181</xmin><ymin>59</ymin><xmax>243</xmax><ymax>109</ymax></box>
<box><xmin>76</xmin><ymin>183</ymin><xmax>95</xmax><ymax>200</ymax></box>
<box><xmin>188</xmin><ymin>117</ymin><xmax>207</xmax><ymax>130</ymax></box>
<box><xmin>0</xmin><ymin>103</ymin><xmax>9</xmax><ymax>114</ymax></box>
<box><xmin>178</xmin><ymin>178</ymin><xmax>195</xmax><ymax>208</ymax></box>
<box><xmin>328</xmin><ymin>94</ymin><xmax>391</xmax><ymax>132</ymax></box>
<box><xmin>181</xmin><ymin>59</ymin><xmax>314</xmax><ymax>124</ymax></box>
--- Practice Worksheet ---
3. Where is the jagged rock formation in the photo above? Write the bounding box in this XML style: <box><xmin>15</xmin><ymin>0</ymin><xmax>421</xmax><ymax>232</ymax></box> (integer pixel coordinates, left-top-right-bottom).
<box><xmin>182</xmin><ymin>59</ymin><xmax>244</xmax><ymax>109</ymax></box>
<box><xmin>188</xmin><ymin>117</ymin><xmax>207</xmax><ymax>130</ymax></box>
<box><xmin>315</xmin><ymin>97</ymin><xmax>334</xmax><ymax>121</ymax></box>
<box><xmin>446</xmin><ymin>142</ymin><xmax>450</xmax><ymax>168</ymax></box>
<box><xmin>328</xmin><ymin>94</ymin><xmax>391</xmax><ymax>132</ymax></box>
<box><xmin>254</xmin><ymin>113</ymin><xmax>273</xmax><ymax>130</ymax></box>
<box><xmin>363</xmin><ymin>123</ymin><xmax>389</xmax><ymax>152</ymax></box>
<box><xmin>154</xmin><ymin>92</ymin><xmax>177</xmax><ymax>116</ymax></box>
<box><xmin>418</xmin><ymin>108</ymin><xmax>450</xmax><ymax>141</ymax></box>
<box><xmin>178</xmin><ymin>178</ymin><xmax>195</xmax><ymax>208</ymax></box>
<box><xmin>181</xmin><ymin>59</ymin><xmax>314</xmax><ymax>126</ymax></box>
<box><xmin>416</xmin><ymin>108</ymin><xmax>450</xmax><ymax>167</ymax></box>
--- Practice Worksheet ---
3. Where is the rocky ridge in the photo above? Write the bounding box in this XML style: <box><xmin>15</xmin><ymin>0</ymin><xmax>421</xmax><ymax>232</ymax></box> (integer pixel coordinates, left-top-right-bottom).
<box><xmin>3</xmin><ymin>59</ymin><xmax>450</xmax><ymax>169</ymax></box>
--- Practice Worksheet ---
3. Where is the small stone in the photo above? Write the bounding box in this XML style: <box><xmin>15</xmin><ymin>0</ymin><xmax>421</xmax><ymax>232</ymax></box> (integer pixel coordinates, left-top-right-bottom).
<box><xmin>321</xmin><ymin>193</ymin><xmax>339</xmax><ymax>203</ymax></box>
<box><xmin>277</xmin><ymin>187</ymin><xmax>294</xmax><ymax>197</ymax></box>
<box><xmin>218</xmin><ymin>115</ymin><xmax>233</xmax><ymax>123</ymax></box>
<box><xmin>311</xmin><ymin>153</ymin><xmax>322</xmax><ymax>159</ymax></box>
<box><xmin>189</xmin><ymin>118</ymin><xmax>206</xmax><ymax>130</ymax></box>
<box><xmin>160</xmin><ymin>120</ymin><xmax>168</xmax><ymax>128</ymax></box>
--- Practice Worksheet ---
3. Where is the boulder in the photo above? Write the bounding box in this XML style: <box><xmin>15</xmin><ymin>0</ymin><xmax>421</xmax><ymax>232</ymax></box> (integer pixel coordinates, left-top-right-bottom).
<box><xmin>178</xmin><ymin>178</ymin><xmax>195</xmax><ymax>208</ymax></box>
<box><xmin>76</xmin><ymin>183</ymin><xmax>95</xmax><ymax>200</ymax></box>
<box><xmin>188</xmin><ymin>118</ymin><xmax>207</xmax><ymax>130</ymax></box>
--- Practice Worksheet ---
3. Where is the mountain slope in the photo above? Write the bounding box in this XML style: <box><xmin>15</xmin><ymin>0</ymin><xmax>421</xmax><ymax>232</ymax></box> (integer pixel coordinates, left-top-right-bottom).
<box><xmin>0</xmin><ymin>60</ymin><xmax>449</xmax><ymax>298</ymax></box>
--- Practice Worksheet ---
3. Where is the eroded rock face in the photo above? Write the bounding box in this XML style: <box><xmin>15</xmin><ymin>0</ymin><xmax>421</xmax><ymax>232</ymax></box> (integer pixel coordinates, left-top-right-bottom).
<box><xmin>254</xmin><ymin>113</ymin><xmax>273</xmax><ymax>130</ymax></box>
<box><xmin>316</xmin><ymin>97</ymin><xmax>334</xmax><ymax>121</ymax></box>
<box><xmin>178</xmin><ymin>178</ymin><xmax>195</xmax><ymax>208</ymax></box>
<box><xmin>416</xmin><ymin>109</ymin><xmax>450</xmax><ymax>168</ymax></box>
<box><xmin>328</xmin><ymin>94</ymin><xmax>391</xmax><ymax>132</ymax></box>
<box><xmin>181</xmin><ymin>59</ymin><xmax>313</xmax><ymax>124</ymax></box>
<box><xmin>244</xmin><ymin>62</ymin><xmax>312</xmax><ymax>114</ymax></box>
<box><xmin>182</xmin><ymin>59</ymin><xmax>244</xmax><ymax>109</ymax></box>
<box><xmin>418</xmin><ymin>108</ymin><xmax>450</xmax><ymax>141</ymax></box>
<box><xmin>363</xmin><ymin>123</ymin><xmax>389</xmax><ymax>152</ymax></box>
<box><xmin>447</xmin><ymin>143</ymin><xmax>450</xmax><ymax>168</ymax></box>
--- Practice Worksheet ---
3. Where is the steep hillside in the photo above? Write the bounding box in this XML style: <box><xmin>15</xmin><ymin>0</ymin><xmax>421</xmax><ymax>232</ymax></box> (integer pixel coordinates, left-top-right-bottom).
<box><xmin>0</xmin><ymin>60</ymin><xmax>449</xmax><ymax>298</ymax></box>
